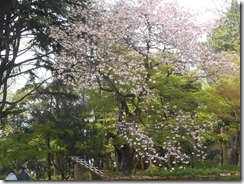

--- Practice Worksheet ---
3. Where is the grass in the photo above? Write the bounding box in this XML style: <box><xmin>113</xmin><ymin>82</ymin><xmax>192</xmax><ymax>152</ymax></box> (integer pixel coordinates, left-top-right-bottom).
<box><xmin>100</xmin><ymin>163</ymin><xmax>240</xmax><ymax>181</ymax></box>
<box><xmin>132</xmin><ymin>164</ymin><xmax>240</xmax><ymax>181</ymax></box>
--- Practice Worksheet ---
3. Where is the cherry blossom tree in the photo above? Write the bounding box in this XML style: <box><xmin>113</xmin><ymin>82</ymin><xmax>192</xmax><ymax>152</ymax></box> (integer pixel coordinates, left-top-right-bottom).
<box><xmin>49</xmin><ymin>0</ymin><xmax>223</xmax><ymax>175</ymax></box>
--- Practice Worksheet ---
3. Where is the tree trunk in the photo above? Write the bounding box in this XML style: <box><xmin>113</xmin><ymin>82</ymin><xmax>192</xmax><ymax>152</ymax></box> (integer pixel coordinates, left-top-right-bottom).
<box><xmin>115</xmin><ymin>144</ymin><xmax>134</xmax><ymax>176</ymax></box>
<box><xmin>229</xmin><ymin>133</ymin><xmax>240</xmax><ymax>165</ymax></box>
<box><xmin>219</xmin><ymin>126</ymin><xmax>229</xmax><ymax>165</ymax></box>
<box><xmin>229</xmin><ymin>150</ymin><xmax>238</xmax><ymax>165</ymax></box>
<box><xmin>220</xmin><ymin>141</ymin><xmax>229</xmax><ymax>165</ymax></box>
<box><xmin>93</xmin><ymin>158</ymin><xmax>100</xmax><ymax>168</ymax></box>
<box><xmin>140</xmin><ymin>156</ymin><xmax>144</xmax><ymax>170</ymax></box>
<box><xmin>103</xmin><ymin>155</ymin><xmax>110</xmax><ymax>170</ymax></box>
<box><xmin>54</xmin><ymin>155</ymin><xmax>65</xmax><ymax>179</ymax></box>
<box><xmin>47</xmin><ymin>137</ymin><xmax>52</xmax><ymax>180</ymax></box>
<box><xmin>115</xmin><ymin>147</ymin><xmax>121</xmax><ymax>172</ymax></box>
<box><xmin>103</xmin><ymin>132</ymin><xmax>110</xmax><ymax>170</ymax></box>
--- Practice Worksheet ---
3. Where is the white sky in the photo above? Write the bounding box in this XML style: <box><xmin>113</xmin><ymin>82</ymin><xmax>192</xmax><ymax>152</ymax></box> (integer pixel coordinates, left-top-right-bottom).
<box><xmin>179</xmin><ymin>0</ymin><xmax>241</xmax><ymax>22</ymax></box>
<box><xmin>179</xmin><ymin>0</ymin><xmax>223</xmax><ymax>10</ymax></box>
<box><xmin>177</xmin><ymin>0</ymin><xmax>228</xmax><ymax>23</ymax></box>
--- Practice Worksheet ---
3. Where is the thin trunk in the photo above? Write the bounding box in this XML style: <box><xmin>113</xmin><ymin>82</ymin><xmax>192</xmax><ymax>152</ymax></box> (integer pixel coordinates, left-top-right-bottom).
<box><xmin>219</xmin><ymin>126</ymin><xmax>229</xmax><ymax>165</ymax></box>
<box><xmin>54</xmin><ymin>155</ymin><xmax>65</xmax><ymax>179</ymax></box>
<box><xmin>220</xmin><ymin>141</ymin><xmax>229</xmax><ymax>165</ymax></box>
<box><xmin>115</xmin><ymin>147</ymin><xmax>121</xmax><ymax>172</ymax></box>
<box><xmin>220</xmin><ymin>142</ymin><xmax>223</xmax><ymax>165</ymax></box>
<box><xmin>140</xmin><ymin>156</ymin><xmax>144</xmax><ymax>170</ymax></box>
<box><xmin>47</xmin><ymin>137</ymin><xmax>52</xmax><ymax>180</ymax></box>
<box><xmin>103</xmin><ymin>155</ymin><xmax>110</xmax><ymax>170</ymax></box>
<box><xmin>223</xmin><ymin>143</ymin><xmax>229</xmax><ymax>164</ymax></box>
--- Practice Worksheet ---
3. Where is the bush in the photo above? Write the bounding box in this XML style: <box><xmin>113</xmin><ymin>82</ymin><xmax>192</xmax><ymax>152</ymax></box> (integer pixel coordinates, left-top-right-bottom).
<box><xmin>145</xmin><ymin>165</ymin><xmax>159</xmax><ymax>176</ymax></box>
<box><xmin>83</xmin><ymin>172</ymin><xmax>92</xmax><ymax>180</ymax></box>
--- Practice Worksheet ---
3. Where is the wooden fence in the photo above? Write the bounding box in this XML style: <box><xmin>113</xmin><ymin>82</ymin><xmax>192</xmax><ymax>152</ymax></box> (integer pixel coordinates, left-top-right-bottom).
<box><xmin>69</xmin><ymin>156</ymin><xmax>106</xmax><ymax>180</ymax></box>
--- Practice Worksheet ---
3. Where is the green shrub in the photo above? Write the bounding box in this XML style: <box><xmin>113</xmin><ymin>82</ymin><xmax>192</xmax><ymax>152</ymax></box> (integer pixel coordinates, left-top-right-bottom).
<box><xmin>83</xmin><ymin>172</ymin><xmax>92</xmax><ymax>180</ymax></box>
<box><xmin>145</xmin><ymin>165</ymin><xmax>159</xmax><ymax>176</ymax></box>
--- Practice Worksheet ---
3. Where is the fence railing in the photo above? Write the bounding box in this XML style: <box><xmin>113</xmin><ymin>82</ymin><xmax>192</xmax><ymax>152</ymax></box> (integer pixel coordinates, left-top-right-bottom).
<box><xmin>69</xmin><ymin>156</ymin><xmax>106</xmax><ymax>180</ymax></box>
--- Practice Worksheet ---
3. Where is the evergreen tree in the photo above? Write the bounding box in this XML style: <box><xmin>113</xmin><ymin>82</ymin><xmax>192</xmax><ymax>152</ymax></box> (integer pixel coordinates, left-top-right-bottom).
<box><xmin>207</xmin><ymin>0</ymin><xmax>240</xmax><ymax>52</ymax></box>
<box><xmin>0</xmin><ymin>0</ymin><xmax>88</xmax><ymax>113</ymax></box>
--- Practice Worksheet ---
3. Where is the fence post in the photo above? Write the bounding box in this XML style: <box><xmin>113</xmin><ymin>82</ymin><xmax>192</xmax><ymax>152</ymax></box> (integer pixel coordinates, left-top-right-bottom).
<box><xmin>74</xmin><ymin>162</ymin><xmax>85</xmax><ymax>180</ymax></box>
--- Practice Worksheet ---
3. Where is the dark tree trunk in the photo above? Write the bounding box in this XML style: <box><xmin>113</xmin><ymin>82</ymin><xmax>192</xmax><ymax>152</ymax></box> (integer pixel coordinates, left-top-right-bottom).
<box><xmin>229</xmin><ymin>133</ymin><xmax>240</xmax><ymax>165</ymax></box>
<box><xmin>47</xmin><ymin>136</ymin><xmax>52</xmax><ymax>180</ymax></box>
<box><xmin>115</xmin><ymin>147</ymin><xmax>122</xmax><ymax>172</ymax></box>
<box><xmin>229</xmin><ymin>151</ymin><xmax>239</xmax><ymax>165</ymax></box>
<box><xmin>115</xmin><ymin>144</ymin><xmax>134</xmax><ymax>176</ymax></box>
<box><xmin>93</xmin><ymin>158</ymin><xmax>100</xmax><ymax>168</ymax></box>
<box><xmin>103</xmin><ymin>132</ymin><xmax>110</xmax><ymax>170</ymax></box>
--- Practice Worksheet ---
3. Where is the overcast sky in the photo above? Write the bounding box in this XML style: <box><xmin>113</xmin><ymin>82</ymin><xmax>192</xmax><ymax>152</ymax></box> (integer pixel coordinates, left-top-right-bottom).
<box><xmin>177</xmin><ymin>0</ymin><xmax>230</xmax><ymax>23</ymax></box>
<box><xmin>181</xmin><ymin>0</ymin><xmax>241</xmax><ymax>22</ymax></box>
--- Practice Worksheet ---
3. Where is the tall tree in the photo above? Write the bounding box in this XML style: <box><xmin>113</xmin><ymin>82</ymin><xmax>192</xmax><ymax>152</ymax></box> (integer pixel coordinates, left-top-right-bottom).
<box><xmin>0</xmin><ymin>79</ymin><xmax>95</xmax><ymax>180</ymax></box>
<box><xmin>49</xmin><ymin>0</ymin><xmax>210</xmax><ymax>175</ymax></box>
<box><xmin>207</xmin><ymin>0</ymin><xmax>240</xmax><ymax>52</ymax></box>
<box><xmin>0</xmin><ymin>0</ymin><xmax>88</xmax><ymax>114</ymax></box>
<box><xmin>201</xmin><ymin>0</ymin><xmax>240</xmax><ymax>165</ymax></box>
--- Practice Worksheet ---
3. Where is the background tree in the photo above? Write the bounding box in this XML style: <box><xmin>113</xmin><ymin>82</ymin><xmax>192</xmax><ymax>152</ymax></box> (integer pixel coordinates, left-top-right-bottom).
<box><xmin>0</xmin><ymin>79</ymin><xmax>99</xmax><ymax>180</ymax></box>
<box><xmin>207</xmin><ymin>0</ymin><xmax>240</xmax><ymax>52</ymax></box>
<box><xmin>0</xmin><ymin>0</ymin><xmax>88</xmax><ymax>114</ymax></box>
<box><xmin>199</xmin><ymin>0</ymin><xmax>240</xmax><ymax>166</ymax></box>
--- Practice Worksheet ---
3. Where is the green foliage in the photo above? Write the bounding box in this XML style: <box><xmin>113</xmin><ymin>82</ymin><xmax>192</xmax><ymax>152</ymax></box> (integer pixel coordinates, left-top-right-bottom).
<box><xmin>206</xmin><ymin>0</ymin><xmax>240</xmax><ymax>52</ymax></box>
<box><xmin>83</xmin><ymin>172</ymin><xmax>92</xmax><ymax>180</ymax></box>
<box><xmin>0</xmin><ymin>131</ymin><xmax>36</xmax><ymax>168</ymax></box>
<box><xmin>144</xmin><ymin>165</ymin><xmax>159</xmax><ymax>176</ymax></box>
<box><xmin>148</xmin><ymin>63</ymin><xmax>201</xmax><ymax>112</ymax></box>
<box><xmin>14</xmin><ymin>0</ymin><xmax>88</xmax><ymax>51</ymax></box>
<box><xmin>0</xmin><ymin>79</ymin><xmax>99</xmax><ymax>179</ymax></box>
